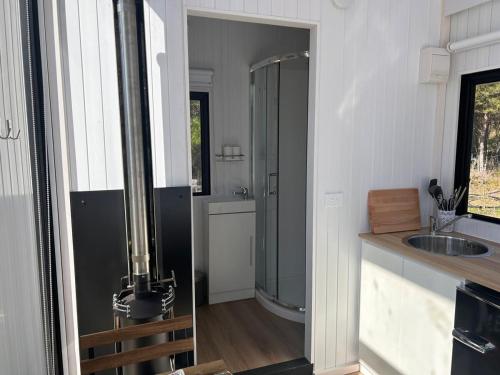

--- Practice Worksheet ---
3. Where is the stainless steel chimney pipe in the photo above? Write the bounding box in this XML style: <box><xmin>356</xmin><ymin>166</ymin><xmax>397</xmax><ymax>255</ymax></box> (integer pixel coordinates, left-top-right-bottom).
<box><xmin>115</xmin><ymin>0</ymin><xmax>151</xmax><ymax>293</ymax></box>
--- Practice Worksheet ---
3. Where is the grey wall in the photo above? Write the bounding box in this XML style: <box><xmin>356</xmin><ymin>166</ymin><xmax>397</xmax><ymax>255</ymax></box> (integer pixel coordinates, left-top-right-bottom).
<box><xmin>187</xmin><ymin>16</ymin><xmax>309</xmax><ymax>273</ymax></box>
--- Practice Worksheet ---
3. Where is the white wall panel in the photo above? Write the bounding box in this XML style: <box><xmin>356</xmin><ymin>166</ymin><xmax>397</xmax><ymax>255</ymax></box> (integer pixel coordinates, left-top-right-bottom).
<box><xmin>62</xmin><ymin>0</ymin><xmax>322</xmax><ymax>192</ymax></box>
<box><xmin>244</xmin><ymin>0</ymin><xmax>258</xmax><ymax>14</ymax></box>
<box><xmin>441</xmin><ymin>0</ymin><xmax>500</xmax><ymax>243</ymax></box>
<box><xmin>62</xmin><ymin>0</ymin><xmax>89</xmax><ymax>191</ymax></box>
<box><xmin>164</xmin><ymin>2</ymin><xmax>192</xmax><ymax>187</ymax></box>
<box><xmin>78</xmin><ymin>0</ymin><xmax>108</xmax><ymax>190</ymax></box>
<box><xmin>0</xmin><ymin>0</ymin><xmax>47</xmax><ymax>373</ymax></box>
<box><xmin>62</xmin><ymin>0</ymin><xmax>192</xmax><ymax>190</ymax></box>
<box><xmin>97</xmin><ymin>0</ymin><xmax>123</xmax><ymax>190</ymax></box>
<box><xmin>145</xmin><ymin>0</ymin><xmax>170</xmax><ymax>187</ymax></box>
<box><xmin>257</xmin><ymin>0</ymin><xmax>272</xmax><ymax>16</ymax></box>
<box><xmin>313</xmin><ymin>0</ymin><xmax>441</xmax><ymax>370</ymax></box>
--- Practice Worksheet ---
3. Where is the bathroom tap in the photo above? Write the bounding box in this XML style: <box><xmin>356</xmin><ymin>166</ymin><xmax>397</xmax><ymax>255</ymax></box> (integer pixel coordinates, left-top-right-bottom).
<box><xmin>233</xmin><ymin>186</ymin><xmax>249</xmax><ymax>200</ymax></box>
<box><xmin>429</xmin><ymin>213</ymin><xmax>472</xmax><ymax>235</ymax></box>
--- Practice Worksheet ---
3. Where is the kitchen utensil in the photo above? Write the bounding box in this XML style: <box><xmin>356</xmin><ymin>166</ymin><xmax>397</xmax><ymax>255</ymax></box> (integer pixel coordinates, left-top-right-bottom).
<box><xmin>453</xmin><ymin>186</ymin><xmax>467</xmax><ymax>210</ymax></box>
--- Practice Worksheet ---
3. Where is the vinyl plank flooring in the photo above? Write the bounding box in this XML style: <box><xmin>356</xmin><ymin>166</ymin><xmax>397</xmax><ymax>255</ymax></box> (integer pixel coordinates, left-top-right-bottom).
<box><xmin>196</xmin><ymin>299</ymin><xmax>304</xmax><ymax>372</ymax></box>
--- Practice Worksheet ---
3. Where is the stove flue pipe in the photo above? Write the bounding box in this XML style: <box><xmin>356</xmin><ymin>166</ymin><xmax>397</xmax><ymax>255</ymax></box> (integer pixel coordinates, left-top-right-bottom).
<box><xmin>115</xmin><ymin>0</ymin><xmax>154</xmax><ymax>296</ymax></box>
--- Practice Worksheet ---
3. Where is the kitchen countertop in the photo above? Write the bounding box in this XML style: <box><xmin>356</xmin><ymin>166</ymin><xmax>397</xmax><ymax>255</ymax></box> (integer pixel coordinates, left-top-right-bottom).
<box><xmin>359</xmin><ymin>229</ymin><xmax>500</xmax><ymax>292</ymax></box>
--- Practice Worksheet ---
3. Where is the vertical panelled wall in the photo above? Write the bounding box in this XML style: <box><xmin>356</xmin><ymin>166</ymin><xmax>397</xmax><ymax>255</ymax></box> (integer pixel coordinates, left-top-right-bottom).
<box><xmin>313</xmin><ymin>0</ymin><xmax>441</xmax><ymax>371</ymax></box>
<box><xmin>60</xmin><ymin>0</ymin><xmax>442</xmax><ymax>372</ymax></box>
<box><xmin>62</xmin><ymin>0</ymin><xmax>191</xmax><ymax>191</ymax></box>
<box><xmin>0</xmin><ymin>0</ymin><xmax>47</xmax><ymax>372</ymax></box>
<box><xmin>62</xmin><ymin>0</ymin><xmax>320</xmax><ymax>191</ymax></box>
<box><xmin>63</xmin><ymin>0</ymin><xmax>122</xmax><ymax>190</ymax></box>
<box><xmin>442</xmin><ymin>0</ymin><xmax>500</xmax><ymax>243</ymax></box>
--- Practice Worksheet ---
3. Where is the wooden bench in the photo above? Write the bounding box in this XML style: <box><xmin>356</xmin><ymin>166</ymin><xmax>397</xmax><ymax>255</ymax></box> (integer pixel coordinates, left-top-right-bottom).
<box><xmin>79</xmin><ymin>315</ymin><xmax>194</xmax><ymax>374</ymax></box>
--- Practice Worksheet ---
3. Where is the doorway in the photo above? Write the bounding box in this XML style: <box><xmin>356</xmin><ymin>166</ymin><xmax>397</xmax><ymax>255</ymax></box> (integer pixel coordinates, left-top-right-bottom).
<box><xmin>187</xmin><ymin>15</ymin><xmax>312</xmax><ymax>372</ymax></box>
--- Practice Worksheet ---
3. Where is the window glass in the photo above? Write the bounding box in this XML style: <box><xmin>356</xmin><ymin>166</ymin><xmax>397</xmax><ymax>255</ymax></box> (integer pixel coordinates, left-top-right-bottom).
<box><xmin>190</xmin><ymin>98</ymin><xmax>203</xmax><ymax>193</ymax></box>
<box><xmin>190</xmin><ymin>91</ymin><xmax>210</xmax><ymax>195</ymax></box>
<box><xmin>468</xmin><ymin>82</ymin><xmax>500</xmax><ymax>219</ymax></box>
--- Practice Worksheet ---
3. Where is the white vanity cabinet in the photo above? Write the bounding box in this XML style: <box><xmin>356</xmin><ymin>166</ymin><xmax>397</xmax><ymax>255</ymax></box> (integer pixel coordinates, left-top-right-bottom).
<box><xmin>359</xmin><ymin>241</ymin><xmax>464</xmax><ymax>375</ymax></box>
<box><xmin>208</xmin><ymin>200</ymin><xmax>256</xmax><ymax>304</ymax></box>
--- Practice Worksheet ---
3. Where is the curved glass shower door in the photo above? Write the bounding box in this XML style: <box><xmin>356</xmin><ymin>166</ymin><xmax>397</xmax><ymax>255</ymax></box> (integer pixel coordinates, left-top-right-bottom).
<box><xmin>253</xmin><ymin>63</ymin><xmax>279</xmax><ymax>299</ymax></box>
<box><xmin>251</xmin><ymin>53</ymin><xmax>308</xmax><ymax>311</ymax></box>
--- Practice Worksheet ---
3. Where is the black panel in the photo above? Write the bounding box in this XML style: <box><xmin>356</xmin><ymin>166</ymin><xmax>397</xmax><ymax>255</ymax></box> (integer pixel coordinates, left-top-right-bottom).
<box><xmin>71</xmin><ymin>190</ymin><xmax>129</xmax><ymax>335</ymax></box>
<box><xmin>155</xmin><ymin>186</ymin><xmax>193</xmax><ymax>316</ymax></box>
<box><xmin>70</xmin><ymin>186</ymin><xmax>193</xmax><ymax>329</ymax></box>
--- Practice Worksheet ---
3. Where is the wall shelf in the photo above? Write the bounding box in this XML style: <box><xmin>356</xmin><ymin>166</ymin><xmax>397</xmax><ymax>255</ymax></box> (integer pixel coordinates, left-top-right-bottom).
<box><xmin>215</xmin><ymin>154</ymin><xmax>245</xmax><ymax>162</ymax></box>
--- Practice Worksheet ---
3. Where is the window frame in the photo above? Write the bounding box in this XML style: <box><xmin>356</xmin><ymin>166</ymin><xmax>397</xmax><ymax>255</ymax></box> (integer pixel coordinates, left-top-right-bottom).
<box><xmin>454</xmin><ymin>68</ymin><xmax>500</xmax><ymax>224</ymax></box>
<box><xmin>190</xmin><ymin>91</ymin><xmax>211</xmax><ymax>196</ymax></box>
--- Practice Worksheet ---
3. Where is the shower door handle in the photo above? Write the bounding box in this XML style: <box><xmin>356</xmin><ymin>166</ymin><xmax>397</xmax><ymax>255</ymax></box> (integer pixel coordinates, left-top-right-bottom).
<box><xmin>267</xmin><ymin>172</ymin><xmax>278</xmax><ymax>196</ymax></box>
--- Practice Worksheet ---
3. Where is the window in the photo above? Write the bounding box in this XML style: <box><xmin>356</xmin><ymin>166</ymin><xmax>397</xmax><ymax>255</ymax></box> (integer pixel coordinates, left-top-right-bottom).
<box><xmin>455</xmin><ymin>69</ymin><xmax>500</xmax><ymax>223</ymax></box>
<box><xmin>190</xmin><ymin>91</ymin><xmax>210</xmax><ymax>195</ymax></box>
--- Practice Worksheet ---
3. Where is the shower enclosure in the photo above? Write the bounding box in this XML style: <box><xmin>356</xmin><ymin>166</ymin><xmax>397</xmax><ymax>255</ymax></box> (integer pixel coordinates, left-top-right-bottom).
<box><xmin>250</xmin><ymin>52</ymin><xmax>309</xmax><ymax>319</ymax></box>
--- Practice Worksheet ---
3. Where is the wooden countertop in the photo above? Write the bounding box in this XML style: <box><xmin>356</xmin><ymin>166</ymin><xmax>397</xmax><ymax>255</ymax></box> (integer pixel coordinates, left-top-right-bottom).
<box><xmin>359</xmin><ymin>229</ymin><xmax>500</xmax><ymax>292</ymax></box>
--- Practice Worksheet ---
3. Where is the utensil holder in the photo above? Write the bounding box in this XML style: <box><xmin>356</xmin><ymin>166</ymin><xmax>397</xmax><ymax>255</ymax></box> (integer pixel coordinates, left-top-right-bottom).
<box><xmin>437</xmin><ymin>209</ymin><xmax>455</xmax><ymax>233</ymax></box>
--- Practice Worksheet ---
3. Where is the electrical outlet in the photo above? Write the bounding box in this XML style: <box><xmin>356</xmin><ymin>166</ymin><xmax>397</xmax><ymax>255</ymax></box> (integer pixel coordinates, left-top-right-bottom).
<box><xmin>325</xmin><ymin>192</ymin><xmax>344</xmax><ymax>208</ymax></box>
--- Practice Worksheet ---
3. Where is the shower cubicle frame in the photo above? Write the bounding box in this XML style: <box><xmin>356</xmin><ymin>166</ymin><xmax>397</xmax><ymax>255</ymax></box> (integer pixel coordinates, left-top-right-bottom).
<box><xmin>250</xmin><ymin>51</ymin><xmax>310</xmax><ymax>318</ymax></box>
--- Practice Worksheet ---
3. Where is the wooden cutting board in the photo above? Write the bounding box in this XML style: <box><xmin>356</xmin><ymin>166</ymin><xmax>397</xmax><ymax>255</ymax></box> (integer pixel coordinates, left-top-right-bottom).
<box><xmin>368</xmin><ymin>188</ymin><xmax>421</xmax><ymax>234</ymax></box>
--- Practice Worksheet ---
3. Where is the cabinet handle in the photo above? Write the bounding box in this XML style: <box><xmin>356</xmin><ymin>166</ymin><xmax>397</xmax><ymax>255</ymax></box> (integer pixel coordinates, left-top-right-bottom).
<box><xmin>249</xmin><ymin>236</ymin><xmax>253</xmax><ymax>267</ymax></box>
<box><xmin>453</xmin><ymin>328</ymin><xmax>495</xmax><ymax>354</ymax></box>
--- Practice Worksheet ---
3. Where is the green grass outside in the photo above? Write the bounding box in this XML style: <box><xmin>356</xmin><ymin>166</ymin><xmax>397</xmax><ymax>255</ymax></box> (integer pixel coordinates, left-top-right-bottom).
<box><xmin>468</xmin><ymin>169</ymin><xmax>500</xmax><ymax>219</ymax></box>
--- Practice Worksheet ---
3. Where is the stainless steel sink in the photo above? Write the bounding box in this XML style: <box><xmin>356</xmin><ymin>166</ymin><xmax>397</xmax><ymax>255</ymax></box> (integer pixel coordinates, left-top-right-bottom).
<box><xmin>403</xmin><ymin>234</ymin><xmax>491</xmax><ymax>257</ymax></box>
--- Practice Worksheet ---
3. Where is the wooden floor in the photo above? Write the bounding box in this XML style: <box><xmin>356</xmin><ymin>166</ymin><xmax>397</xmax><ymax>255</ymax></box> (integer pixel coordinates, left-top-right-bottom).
<box><xmin>196</xmin><ymin>298</ymin><xmax>304</xmax><ymax>373</ymax></box>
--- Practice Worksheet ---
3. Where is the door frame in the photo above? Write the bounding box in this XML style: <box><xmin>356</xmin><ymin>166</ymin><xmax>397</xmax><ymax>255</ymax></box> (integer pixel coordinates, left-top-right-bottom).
<box><xmin>181</xmin><ymin>5</ymin><xmax>320</xmax><ymax>364</ymax></box>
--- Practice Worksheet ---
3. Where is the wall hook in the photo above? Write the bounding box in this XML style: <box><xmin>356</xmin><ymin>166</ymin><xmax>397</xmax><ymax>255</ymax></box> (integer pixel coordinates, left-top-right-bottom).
<box><xmin>8</xmin><ymin>121</ymin><xmax>20</xmax><ymax>140</ymax></box>
<box><xmin>0</xmin><ymin>119</ymin><xmax>10</xmax><ymax>140</ymax></box>
<box><xmin>0</xmin><ymin>120</ymin><xmax>20</xmax><ymax>140</ymax></box>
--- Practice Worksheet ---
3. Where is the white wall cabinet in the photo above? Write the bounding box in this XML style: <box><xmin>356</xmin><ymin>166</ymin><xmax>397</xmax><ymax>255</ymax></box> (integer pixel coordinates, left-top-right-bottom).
<box><xmin>359</xmin><ymin>241</ymin><xmax>463</xmax><ymax>375</ymax></box>
<box><xmin>208</xmin><ymin>209</ymin><xmax>256</xmax><ymax>304</ymax></box>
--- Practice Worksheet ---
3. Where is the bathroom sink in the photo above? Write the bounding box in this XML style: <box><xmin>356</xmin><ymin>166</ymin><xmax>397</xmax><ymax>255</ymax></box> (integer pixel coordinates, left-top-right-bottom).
<box><xmin>403</xmin><ymin>234</ymin><xmax>491</xmax><ymax>257</ymax></box>
<box><xmin>207</xmin><ymin>198</ymin><xmax>255</xmax><ymax>215</ymax></box>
